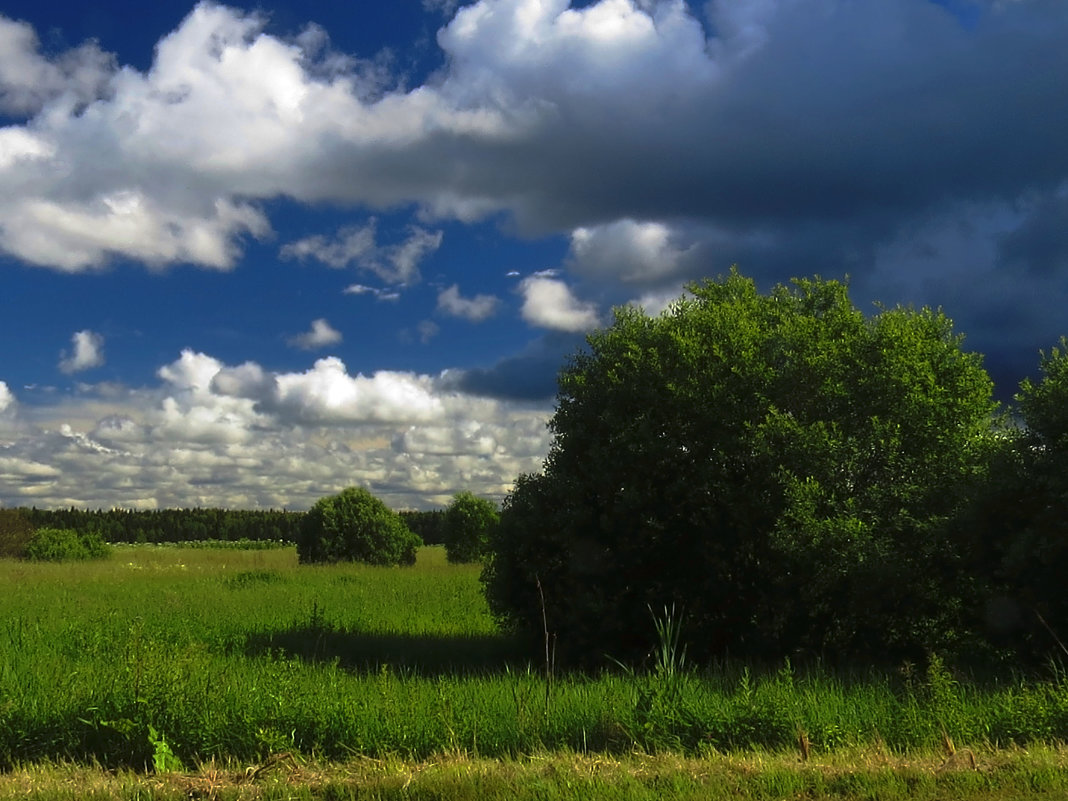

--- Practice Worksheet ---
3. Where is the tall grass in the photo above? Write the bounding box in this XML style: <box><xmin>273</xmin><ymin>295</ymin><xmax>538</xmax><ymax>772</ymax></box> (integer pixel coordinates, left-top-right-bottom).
<box><xmin>2</xmin><ymin>545</ymin><xmax>1068</xmax><ymax>772</ymax></box>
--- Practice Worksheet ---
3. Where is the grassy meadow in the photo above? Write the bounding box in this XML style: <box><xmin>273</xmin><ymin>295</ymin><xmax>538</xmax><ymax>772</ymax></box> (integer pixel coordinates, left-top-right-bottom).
<box><xmin>3</xmin><ymin>545</ymin><xmax>1068</xmax><ymax>799</ymax></box>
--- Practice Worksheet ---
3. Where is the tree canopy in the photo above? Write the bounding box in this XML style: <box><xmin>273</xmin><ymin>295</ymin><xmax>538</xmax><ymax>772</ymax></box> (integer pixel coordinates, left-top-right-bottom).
<box><xmin>483</xmin><ymin>270</ymin><xmax>999</xmax><ymax>666</ymax></box>
<box><xmin>443</xmin><ymin>491</ymin><xmax>499</xmax><ymax>563</ymax></box>
<box><xmin>297</xmin><ymin>486</ymin><xmax>421</xmax><ymax>566</ymax></box>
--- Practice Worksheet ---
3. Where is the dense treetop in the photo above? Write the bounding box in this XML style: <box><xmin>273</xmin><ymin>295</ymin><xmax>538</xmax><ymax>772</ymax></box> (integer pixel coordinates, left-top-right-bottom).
<box><xmin>484</xmin><ymin>270</ymin><xmax>1008</xmax><ymax>666</ymax></box>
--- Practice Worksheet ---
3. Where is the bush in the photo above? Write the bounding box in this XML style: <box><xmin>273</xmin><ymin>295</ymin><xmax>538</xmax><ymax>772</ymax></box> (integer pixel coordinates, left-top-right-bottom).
<box><xmin>24</xmin><ymin>527</ymin><xmax>111</xmax><ymax>562</ymax></box>
<box><xmin>484</xmin><ymin>270</ymin><xmax>998</xmax><ymax>667</ymax></box>
<box><xmin>443</xmin><ymin>492</ymin><xmax>500</xmax><ymax>563</ymax></box>
<box><xmin>0</xmin><ymin>509</ymin><xmax>35</xmax><ymax>558</ymax></box>
<box><xmin>297</xmin><ymin>487</ymin><xmax>421</xmax><ymax>566</ymax></box>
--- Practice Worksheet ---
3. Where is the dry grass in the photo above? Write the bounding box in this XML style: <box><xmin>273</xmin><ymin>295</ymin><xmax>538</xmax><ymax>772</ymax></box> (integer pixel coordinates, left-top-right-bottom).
<box><xmin>2</xmin><ymin>744</ymin><xmax>1066</xmax><ymax>801</ymax></box>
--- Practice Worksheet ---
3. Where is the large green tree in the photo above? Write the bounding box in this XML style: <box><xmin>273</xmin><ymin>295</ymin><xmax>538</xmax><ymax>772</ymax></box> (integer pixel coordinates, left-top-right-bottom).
<box><xmin>484</xmin><ymin>270</ymin><xmax>998</xmax><ymax>665</ymax></box>
<box><xmin>298</xmin><ymin>486</ymin><xmax>421</xmax><ymax>566</ymax></box>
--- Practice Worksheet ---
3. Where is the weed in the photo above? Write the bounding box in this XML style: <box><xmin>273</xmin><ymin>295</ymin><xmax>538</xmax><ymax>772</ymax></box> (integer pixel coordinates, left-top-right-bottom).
<box><xmin>148</xmin><ymin>725</ymin><xmax>183</xmax><ymax>774</ymax></box>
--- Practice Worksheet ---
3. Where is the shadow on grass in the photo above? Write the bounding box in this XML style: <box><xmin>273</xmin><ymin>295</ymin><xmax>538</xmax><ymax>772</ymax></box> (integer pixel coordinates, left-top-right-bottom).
<box><xmin>244</xmin><ymin>622</ymin><xmax>529</xmax><ymax>676</ymax></box>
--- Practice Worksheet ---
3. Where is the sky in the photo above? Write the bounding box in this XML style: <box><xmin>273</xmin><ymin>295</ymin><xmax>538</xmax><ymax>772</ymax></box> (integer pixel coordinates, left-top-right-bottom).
<box><xmin>1</xmin><ymin>0</ymin><xmax>1066</xmax><ymax>512</ymax></box>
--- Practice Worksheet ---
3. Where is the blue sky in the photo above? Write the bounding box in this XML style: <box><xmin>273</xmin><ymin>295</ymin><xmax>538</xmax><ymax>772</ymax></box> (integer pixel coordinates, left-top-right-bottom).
<box><xmin>1</xmin><ymin>0</ymin><xmax>1067</xmax><ymax>511</ymax></box>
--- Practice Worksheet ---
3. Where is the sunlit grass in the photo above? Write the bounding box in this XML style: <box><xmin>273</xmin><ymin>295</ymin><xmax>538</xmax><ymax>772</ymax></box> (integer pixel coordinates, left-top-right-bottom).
<box><xmin>2</xmin><ymin>544</ymin><xmax>1068</xmax><ymax>779</ymax></box>
<box><xmin>3</xmin><ymin>746</ymin><xmax>1068</xmax><ymax>801</ymax></box>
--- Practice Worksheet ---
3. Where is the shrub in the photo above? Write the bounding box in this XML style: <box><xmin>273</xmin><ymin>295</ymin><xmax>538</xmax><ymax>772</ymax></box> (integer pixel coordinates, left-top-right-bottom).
<box><xmin>297</xmin><ymin>487</ymin><xmax>421</xmax><ymax>566</ymax></box>
<box><xmin>24</xmin><ymin>527</ymin><xmax>111</xmax><ymax>562</ymax></box>
<box><xmin>0</xmin><ymin>508</ymin><xmax>35</xmax><ymax>558</ymax></box>
<box><xmin>443</xmin><ymin>492</ymin><xmax>500</xmax><ymax>563</ymax></box>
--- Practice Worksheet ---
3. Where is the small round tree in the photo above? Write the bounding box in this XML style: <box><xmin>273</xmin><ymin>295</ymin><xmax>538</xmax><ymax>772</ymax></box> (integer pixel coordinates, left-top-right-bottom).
<box><xmin>298</xmin><ymin>486</ymin><xmax>421</xmax><ymax>566</ymax></box>
<box><xmin>443</xmin><ymin>491</ymin><xmax>500</xmax><ymax>563</ymax></box>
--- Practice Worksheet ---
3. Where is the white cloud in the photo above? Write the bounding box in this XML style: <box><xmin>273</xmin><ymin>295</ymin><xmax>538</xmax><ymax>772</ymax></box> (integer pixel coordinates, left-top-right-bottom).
<box><xmin>0</xmin><ymin>456</ymin><xmax>60</xmax><ymax>483</ymax></box>
<box><xmin>627</xmin><ymin>286</ymin><xmax>687</xmax><ymax>316</ymax></box>
<box><xmin>158</xmin><ymin>349</ymin><xmax>226</xmax><ymax>394</ymax></box>
<box><xmin>288</xmin><ymin>318</ymin><xmax>343</xmax><ymax>350</ymax></box>
<box><xmin>0</xmin><ymin>350</ymin><xmax>553</xmax><ymax>510</ymax></box>
<box><xmin>0</xmin><ymin>127</ymin><xmax>54</xmax><ymax>169</ymax></box>
<box><xmin>281</xmin><ymin>223</ymin><xmax>376</xmax><ymax>269</ymax></box>
<box><xmin>153</xmin><ymin>350</ymin><xmax>267</xmax><ymax>445</ymax></box>
<box><xmin>343</xmin><ymin>283</ymin><xmax>402</xmax><ymax>301</ymax></box>
<box><xmin>58</xmin><ymin>330</ymin><xmax>105</xmax><ymax>374</ymax></box>
<box><xmin>437</xmin><ymin>284</ymin><xmax>500</xmax><ymax>321</ymax></box>
<box><xmin>271</xmin><ymin>358</ymin><xmax>446</xmax><ymax>425</ymax></box>
<box><xmin>519</xmin><ymin>276</ymin><xmax>601</xmax><ymax>332</ymax></box>
<box><xmin>0</xmin><ymin>381</ymin><xmax>15</xmax><ymax>417</ymax></box>
<box><xmin>0</xmin><ymin>15</ymin><xmax>115</xmax><ymax>115</ymax></box>
<box><xmin>568</xmin><ymin>219</ymin><xmax>695</xmax><ymax>283</ymax></box>
<box><xmin>282</xmin><ymin>220</ymin><xmax>443</xmax><ymax>284</ymax></box>
<box><xmin>1</xmin><ymin>194</ymin><xmax>269</xmax><ymax>273</ymax></box>
<box><xmin>212</xmin><ymin>353</ymin><xmax>451</xmax><ymax>425</ymax></box>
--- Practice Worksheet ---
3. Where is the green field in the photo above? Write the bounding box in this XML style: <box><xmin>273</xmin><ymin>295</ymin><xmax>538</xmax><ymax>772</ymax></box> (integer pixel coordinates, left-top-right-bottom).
<box><xmin>3</xmin><ymin>545</ymin><xmax>1068</xmax><ymax>799</ymax></box>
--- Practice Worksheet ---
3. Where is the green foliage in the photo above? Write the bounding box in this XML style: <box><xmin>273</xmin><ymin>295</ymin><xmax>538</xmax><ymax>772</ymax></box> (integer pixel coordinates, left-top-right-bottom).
<box><xmin>401</xmin><ymin>508</ymin><xmax>447</xmax><ymax>545</ymax></box>
<box><xmin>987</xmin><ymin>338</ymin><xmax>1068</xmax><ymax>658</ymax></box>
<box><xmin>443</xmin><ymin>491</ymin><xmax>500</xmax><ymax>563</ymax></box>
<box><xmin>1018</xmin><ymin>337</ymin><xmax>1068</xmax><ymax>448</ymax></box>
<box><xmin>297</xmin><ymin>486</ymin><xmax>421</xmax><ymax>566</ymax></box>
<box><xmin>23</xmin><ymin>527</ymin><xmax>111</xmax><ymax>562</ymax></box>
<box><xmin>147</xmin><ymin>725</ymin><xmax>183</xmax><ymax>774</ymax></box>
<box><xmin>0</xmin><ymin>508</ymin><xmax>35</xmax><ymax>558</ymax></box>
<box><xmin>485</xmin><ymin>269</ymin><xmax>998</xmax><ymax>666</ymax></box>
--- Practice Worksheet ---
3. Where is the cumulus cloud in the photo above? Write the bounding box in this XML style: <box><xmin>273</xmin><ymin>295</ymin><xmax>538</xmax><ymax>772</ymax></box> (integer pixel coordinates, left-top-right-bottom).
<box><xmin>0</xmin><ymin>381</ymin><xmax>15</xmax><ymax>417</ymax></box>
<box><xmin>0</xmin><ymin>15</ymin><xmax>115</xmax><ymax>115</ymax></box>
<box><xmin>273</xmin><ymin>359</ymin><xmax>445</xmax><ymax>425</ymax></box>
<box><xmin>0</xmin><ymin>348</ymin><xmax>554</xmax><ymax>510</ymax></box>
<box><xmin>58</xmin><ymin>330</ymin><xmax>105</xmax><ymax>374</ymax></box>
<box><xmin>288</xmin><ymin>318</ymin><xmax>343</xmax><ymax>350</ymax></box>
<box><xmin>437</xmin><ymin>284</ymin><xmax>500</xmax><ymax>321</ymax></box>
<box><xmin>281</xmin><ymin>220</ymin><xmax>443</xmax><ymax>284</ymax></box>
<box><xmin>519</xmin><ymin>276</ymin><xmax>601</xmax><ymax>332</ymax></box>
<box><xmin>567</xmin><ymin>219</ymin><xmax>697</xmax><ymax>283</ymax></box>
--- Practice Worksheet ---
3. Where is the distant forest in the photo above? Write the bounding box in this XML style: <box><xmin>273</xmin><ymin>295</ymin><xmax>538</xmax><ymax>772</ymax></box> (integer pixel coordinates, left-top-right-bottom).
<box><xmin>15</xmin><ymin>506</ymin><xmax>446</xmax><ymax>546</ymax></box>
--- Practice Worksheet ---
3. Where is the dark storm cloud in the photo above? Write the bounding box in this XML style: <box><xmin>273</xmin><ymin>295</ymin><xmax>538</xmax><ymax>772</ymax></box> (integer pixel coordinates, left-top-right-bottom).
<box><xmin>445</xmin><ymin>332</ymin><xmax>588</xmax><ymax>401</ymax></box>
<box><xmin>998</xmin><ymin>191</ymin><xmax>1068</xmax><ymax>279</ymax></box>
<box><xmin>383</xmin><ymin>0</ymin><xmax>1068</xmax><ymax>235</ymax></box>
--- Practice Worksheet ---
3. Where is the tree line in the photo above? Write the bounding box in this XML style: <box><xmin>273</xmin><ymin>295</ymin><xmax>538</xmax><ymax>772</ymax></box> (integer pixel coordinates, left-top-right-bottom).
<box><xmin>0</xmin><ymin>506</ymin><xmax>448</xmax><ymax>548</ymax></box>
